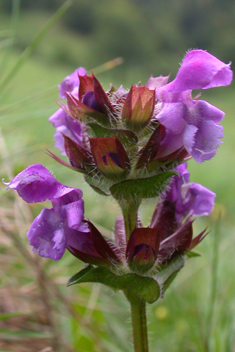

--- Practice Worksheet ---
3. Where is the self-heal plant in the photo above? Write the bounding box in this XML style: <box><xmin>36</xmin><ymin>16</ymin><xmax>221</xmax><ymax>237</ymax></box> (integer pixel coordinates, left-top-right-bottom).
<box><xmin>6</xmin><ymin>50</ymin><xmax>232</xmax><ymax>352</ymax></box>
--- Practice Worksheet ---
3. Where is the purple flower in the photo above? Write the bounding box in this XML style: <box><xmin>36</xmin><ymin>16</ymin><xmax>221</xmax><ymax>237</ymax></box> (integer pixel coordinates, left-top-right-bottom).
<box><xmin>156</xmin><ymin>100</ymin><xmax>225</xmax><ymax>162</ymax></box>
<box><xmin>6</xmin><ymin>164</ymin><xmax>86</xmax><ymax>260</ymax></box>
<box><xmin>49</xmin><ymin>67</ymin><xmax>87</xmax><ymax>154</ymax></box>
<box><xmin>59</xmin><ymin>67</ymin><xmax>86</xmax><ymax>99</ymax></box>
<box><xmin>156</xmin><ymin>50</ymin><xmax>232</xmax><ymax>101</ymax></box>
<box><xmin>163</xmin><ymin>162</ymin><xmax>215</xmax><ymax>223</ymax></box>
<box><xmin>154</xmin><ymin>50</ymin><xmax>232</xmax><ymax>162</ymax></box>
<box><xmin>49</xmin><ymin>108</ymin><xmax>84</xmax><ymax>155</ymax></box>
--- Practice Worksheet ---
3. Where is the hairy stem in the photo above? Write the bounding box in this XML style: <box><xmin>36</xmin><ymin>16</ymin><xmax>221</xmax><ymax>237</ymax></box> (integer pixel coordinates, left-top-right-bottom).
<box><xmin>126</xmin><ymin>293</ymin><xmax>149</xmax><ymax>352</ymax></box>
<box><xmin>119</xmin><ymin>199</ymin><xmax>141</xmax><ymax>239</ymax></box>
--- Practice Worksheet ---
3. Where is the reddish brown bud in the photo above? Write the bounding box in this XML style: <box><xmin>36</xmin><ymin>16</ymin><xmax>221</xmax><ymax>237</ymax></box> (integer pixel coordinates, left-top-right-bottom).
<box><xmin>158</xmin><ymin>218</ymin><xmax>193</xmax><ymax>264</ymax></box>
<box><xmin>126</xmin><ymin>227</ymin><xmax>161</xmax><ymax>273</ymax></box>
<box><xmin>66</xmin><ymin>92</ymin><xmax>106</xmax><ymax>122</ymax></box>
<box><xmin>136</xmin><ymin>124</ymin><xmax>165</xmax><ymax>169</ymax></box>
<box><xmin>122</xmin><ymin>86</ymin><xmax>155</xmax><ymax>130</ymax></box>
<box><xmin>78</xmin><ymin>74</ymin><xmax>94</xmax><ymax>101</ymax></box>
<box><xmin>93</xmin><ymin>74</ymin><xmax>115</xmax><ymax>115</ymax></box>
<box><xmin>63</xmin><ymin>135</ymin><xmax>94</xmax><ymax>172</ymax></box>
<box><xmin>90</xmin><ymin>137</ymin><xmax>130</xmax><ymax>180</ymax></box>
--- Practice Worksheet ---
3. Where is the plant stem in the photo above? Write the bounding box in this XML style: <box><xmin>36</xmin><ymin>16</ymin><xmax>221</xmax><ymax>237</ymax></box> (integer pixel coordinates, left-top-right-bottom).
<box><xmin>119</xmin><ymin>199</ymin><xmax>141</xmax><ymax>239</ymax></box>
<box><xmin>126</xmin><ymin>293</ymin><xmax>149</xmax><ymax>352</ymax></box>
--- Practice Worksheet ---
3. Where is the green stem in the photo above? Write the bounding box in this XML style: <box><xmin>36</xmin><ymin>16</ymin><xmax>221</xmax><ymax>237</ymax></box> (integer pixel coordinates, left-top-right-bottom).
<box><xmin>119</xmin><ymin>199</ymin><xmax>140</xmax><ymax>239</ymax></box>
<box><xmin>126</xmin><ymin>294</ymin><xmax>149</xmax><ymax>352</ymax></box>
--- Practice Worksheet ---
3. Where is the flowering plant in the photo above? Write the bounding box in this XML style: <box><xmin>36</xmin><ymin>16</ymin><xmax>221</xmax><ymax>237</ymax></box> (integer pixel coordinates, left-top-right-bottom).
<box><xmin>6</xmin><ymin>50</ymin><xmax>232</xmax><ymax>351</ymax></box>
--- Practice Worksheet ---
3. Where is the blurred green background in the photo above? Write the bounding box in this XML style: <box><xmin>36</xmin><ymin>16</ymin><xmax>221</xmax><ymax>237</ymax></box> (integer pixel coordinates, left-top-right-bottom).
<box><xmin>0</xmin><ymin>1</ymin><xmax>235</xmax><ymax>351</ymax></box>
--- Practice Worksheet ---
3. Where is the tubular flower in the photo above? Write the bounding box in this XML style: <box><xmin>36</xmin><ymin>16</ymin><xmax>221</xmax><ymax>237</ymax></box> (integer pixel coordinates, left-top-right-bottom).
<box><xmin>153</xmin><ymin>162</ymin><xmax>216</xmax><ymax>225</ymax></box>
<box><xmin>154</xmin><ymin>50</ymin><xmax>233</xmax><ymax>162</ymax></box>
<box><xmin>6</xmin><ymin>164</ymin><xmax>86</xmax><ymax>260</ymax></box>
<box><xmin>6</xmin><ymin>164</ymin><xmax>123</xmax><ymax>266</ymax></box>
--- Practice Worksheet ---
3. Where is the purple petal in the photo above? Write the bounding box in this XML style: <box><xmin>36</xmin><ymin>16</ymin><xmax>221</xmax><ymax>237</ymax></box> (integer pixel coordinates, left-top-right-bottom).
<box><xmin>162</xmin><ymin>50</ymin><xmax>233</xmax><ymax>93</ymax></box>
<box><xmin>7</xmin><ymin>164</ymin><xmax>82</xmax><ymax>203</ymax></box>
<box><xmin>183</xmin><ymin>124</ymin><xmax>198</xmax><ymax>156</ymax></box>
<box><xmin>66</xmin><ymin>229</ymin><xmax>106</xmax><ymax>265</ymax></box>
<box><xmin>145</xmin><ymin>74</ymin><xmax>170</xmax><ymax>90</ymax></box>
<box><xmin>156</xmin><ymin>103</ymin><xmax>187</xmax><ymax>158</ymax></box>
<box><xmin>27</xmin><ymin>208</ymin><xmax>67</xmax><ymax>260</ymax></box>
<box><xmin>82</xmin><ymin>91</ymin><xmax>103</xmax><ymax>112</ymax></box>
<box><xmin>185</xmin><ymin>100</ymin><xmax>225</xmax><ymax>125</ymax></box>
<box><xmin>156</xmin><ymin>88</ymin><xmax>192</xmax><ymax>104</ymax></box>
<box><xmin>161</xmin><ymin>162</ymin><xmax>215</xmax><ymax>223</ymax></box>
<box><xmin>186</xmin><ymin>119</ymin><xmax>224</xmax><ymax>162</ymax></box>
<box><xmin>49</xmin><ymin>109</ymin><xmax>84</xmax><ymax>155</ymax></box>
<box><xmin>156</xmin><ymin>103</ymin><xmax>187</xmax><ymax>157</ymax></box>
<box><xmin>60</xmin><ymin>199</ymin><xmax>84</xmax><ymax>230</ymax></box>
<box><xmin>157</xmin><ymin>103</ymin><xmax>187</xmax><ymax>133</ymax></box>
<box><xmin>175</xmin><ymin>163</ymin><xmax>190</xmax><ymax>183</ymax></box>
<box><xmin>157</xmin><ymin>130</ymin><xmax>184</xmax><ymax>158</ymax></box>
<box><xmin>181</xmin><ymin>183</ymin><xmax>216</xmax><ymax>216</ymax></box>
<box><xmin>49</xmin><ymin>108</ymin><xmax>67</xmax><ymax>127</ymax></box>
<box><xmin>180</xmin><ymin>100</ymin><xmax>224</xmax><ymax>162</ymax></box>
<box><xmin>59</xmin><ymin>67</ymin><xmax>86</xmax><ymax>99</ymax></box>
<box><xmin>163</xmin><ymin>162</ymin><xmax>189</xmax><ymax>203</ymax></box>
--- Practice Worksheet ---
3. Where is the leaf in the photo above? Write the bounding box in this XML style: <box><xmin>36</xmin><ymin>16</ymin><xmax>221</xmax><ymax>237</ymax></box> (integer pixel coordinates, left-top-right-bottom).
<box><xmin>186</xmin><ymin>251</ymin><xmax>201</xmax><ymax>259</ymax></box>
<box><xmin>155</xmin><ymin>256</ymin><xmax>185</xmax><ymax>296</ymax></box>
<box><xmin>85</xmin><ymin>174</ymin><xmax>111</xmax><ymax>196</ymax></box>
<box><xmin>162</xmin><ymin>271</ymin><xmax>179</xmax><ymax>294</ymax></box>
<box><xmin>110</xmin><ymin>171</ymin><xmax>176</xmax><ymax>201</ymax></box>
<box><xmin>67</xmin><ymin>265</ymin><xmax>160</xmax><ymax>303</ymax></box>
<box><xmin>67</xmin><ymin>265</ymin><xmax>94</xmax><ymax>286</ymax></box>
<box><xmin>88</xmin><ymin>122</ymin><xmax>138</xmax><ymax>147</ymax></box>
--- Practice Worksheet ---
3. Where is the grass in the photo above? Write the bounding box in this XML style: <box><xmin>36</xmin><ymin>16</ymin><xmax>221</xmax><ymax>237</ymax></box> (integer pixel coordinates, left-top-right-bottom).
<box><xmin>1</xmin><ymin>10</ymin><xmax>235</xmax><ymax>352</ymax></box>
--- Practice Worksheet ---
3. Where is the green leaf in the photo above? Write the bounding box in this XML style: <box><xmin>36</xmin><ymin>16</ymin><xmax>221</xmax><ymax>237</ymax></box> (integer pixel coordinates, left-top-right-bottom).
<box><xmin>88</xmin><ymin>122</ymin><xmax>138</xmax><ymax>147</ymax></box>
<box><xmin>67</xmin><ymin>265</ymin><xmax>94</xmax><ymax>286</ymax></box>
<box><xmin>67</xmin><ymin>265</ymin><xmax>160</xmax><ymax>304</ymax></box>
<box><xmin>186</xmin><ymin>251</ymin><xmax>201</xmax><ymax>259</ymax></box>
<box><xmin>162</xmin><ymin>271</ymin><xmax>179</xmax><ymax>294</ymax></box>
<box><xmin>110</xmin><ymin>171</ymin><xmax>176</xmax><ymax>200</ymax></box>
<box><xmin>85</xmin><ymin>175</ymin><xmax>111</xmax><ymax>196</ymax></box>
<box><xmin>155</xmin><ymin>256</ymin><xmax>185</xmax><ymax>296</ymax></box>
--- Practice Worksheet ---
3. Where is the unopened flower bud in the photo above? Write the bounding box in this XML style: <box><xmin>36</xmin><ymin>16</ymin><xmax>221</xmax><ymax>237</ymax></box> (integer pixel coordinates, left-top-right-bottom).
<box><xmin>122</xmin><ymin>86</ymin><xmax>155</xmax><ymax>130</ymax></box>
<box><xmin>90</xmin><ymin>136</ymin><xmax>130</xmax><ymax>180</ymax></box>
<box><xmin>126</xmin><ymin>227</ymin><xmax>160</xmax><ymax>274</ymax></box>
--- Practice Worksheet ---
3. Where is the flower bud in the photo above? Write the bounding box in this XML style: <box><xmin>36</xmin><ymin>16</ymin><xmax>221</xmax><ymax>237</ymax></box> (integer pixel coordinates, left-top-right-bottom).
<box><xmin>122</xmin><ymin>86</ymin><xmax>155</xmax><ymax>130</ymax></box>
<box><xmin>126</xmin><ymin>227</ymin><xmax>160</xmax><ymax>274</ymax></box>
<box><xmin>90</xmin><ymin>136</ymin><xmax>130</xmax><ymax>180</ymax></box>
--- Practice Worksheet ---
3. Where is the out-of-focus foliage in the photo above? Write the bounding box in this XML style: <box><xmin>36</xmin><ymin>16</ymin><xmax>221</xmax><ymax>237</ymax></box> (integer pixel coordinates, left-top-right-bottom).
<box><xmin>1</xmin><ymin>0</ymin><xmax>235</xmax><ymax>79</ymax></box>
